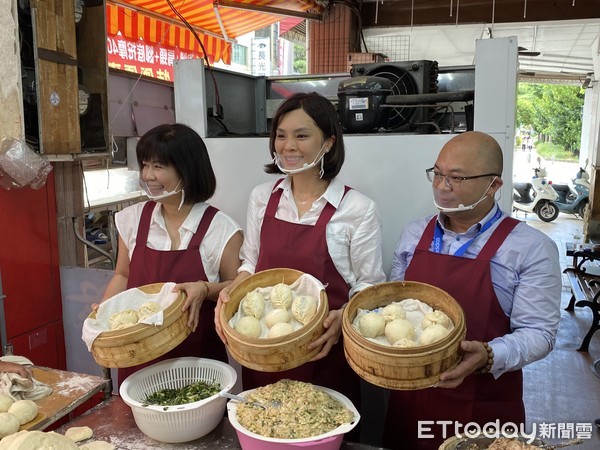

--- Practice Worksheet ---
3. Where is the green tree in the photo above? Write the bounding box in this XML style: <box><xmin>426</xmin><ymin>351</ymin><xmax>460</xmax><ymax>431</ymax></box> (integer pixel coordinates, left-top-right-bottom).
<box><xmin>293</xmin><ymin>43</ymin><xmax>306</xmax><ymax>74</ymax></box>
<box><xmin>517</xmin><ymin>83</ymin><xmax>584</xmax><ymax>154</ymax></box>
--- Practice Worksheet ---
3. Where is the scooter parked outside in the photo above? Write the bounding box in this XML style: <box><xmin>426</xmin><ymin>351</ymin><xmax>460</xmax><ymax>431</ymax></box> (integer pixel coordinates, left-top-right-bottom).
<box><xmin>513</xmin><ymin>158</ymin><xmax>559</xmax><ymax>222</ymax></box>
<box><xmin>552</xmin><ymin>164</ymin><xmax>590</xmax><ymax>218</ymax></box>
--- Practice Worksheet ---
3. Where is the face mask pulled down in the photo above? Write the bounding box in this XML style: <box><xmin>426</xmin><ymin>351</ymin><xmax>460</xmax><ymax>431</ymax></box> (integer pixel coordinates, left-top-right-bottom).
<box><xmin>140</xmin><ymin>179</ymin><xmax>185</xmax><ymax>210</ymax></box>
<box><xmin>433</xmin><ymin>177</ymin><xmax>497</xmax><ymax>213</ymax></box>
<box><xmin>274</xmin><ymin>142</ymin><xmax>329</xmax><ymax>178</ymax></box>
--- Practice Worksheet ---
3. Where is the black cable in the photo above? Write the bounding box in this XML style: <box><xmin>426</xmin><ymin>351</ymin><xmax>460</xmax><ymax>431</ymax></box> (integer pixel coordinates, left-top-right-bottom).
<box><xmin>332</xmin><ymin>0</ymin><xmax>367</xmax><ymax>53</ymax></box>
<box><xmin>165</xmin><ymin>0</ymin><xmax>222</xmax><ymax>110</ymax></box>
<box><xmin>212</xmin><ymin>116</ymin><xmax>232</xmax><ymax>134</ymax></box>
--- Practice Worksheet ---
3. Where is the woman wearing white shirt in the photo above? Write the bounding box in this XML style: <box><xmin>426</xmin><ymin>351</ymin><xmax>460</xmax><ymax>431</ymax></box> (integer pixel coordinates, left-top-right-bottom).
<box><xmin>215</xmin><ymin>92</ymin><xmax>386</xmax><ymax>414</ymax></box>
<box><xmin>100</xmin><ymin>124</ymin><xmax>243</xmax><ymax>387</ymax></box>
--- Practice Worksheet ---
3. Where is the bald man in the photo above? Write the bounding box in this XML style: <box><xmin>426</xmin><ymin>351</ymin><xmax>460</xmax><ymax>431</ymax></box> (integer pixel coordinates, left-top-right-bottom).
<box><xmin>384</xmin><ymin>131</ymin><xmax>561</xmax><ymax>450</ymax></box>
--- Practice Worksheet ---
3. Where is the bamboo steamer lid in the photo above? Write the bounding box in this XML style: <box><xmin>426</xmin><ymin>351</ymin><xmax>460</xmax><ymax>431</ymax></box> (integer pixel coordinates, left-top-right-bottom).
<box><xmin>89</xmin><ymin>283</ymin><xmax>189</xmax><ymax>368</ymax></box>
<box><xmin>342</xmin><ymin>281</ymin><xmax>466</xmax><ymax>390</ymax></box>
<box><xmin>220</xmin><ymin>268</ymin><xmax>328</xmax><ymax>372</ymax></box>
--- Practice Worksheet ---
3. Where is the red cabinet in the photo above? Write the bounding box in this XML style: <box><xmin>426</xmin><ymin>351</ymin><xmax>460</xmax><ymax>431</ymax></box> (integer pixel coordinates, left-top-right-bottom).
<box><xmin>0</xmin><ymin>171</ymin><xmax>66</xmax><ymax>369</ymax></box>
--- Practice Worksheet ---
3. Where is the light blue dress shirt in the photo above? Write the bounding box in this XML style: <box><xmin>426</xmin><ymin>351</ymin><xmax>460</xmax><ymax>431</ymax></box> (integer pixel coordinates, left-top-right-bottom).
<box><xmin>390</xmin><ymin>203</ymin><xmax>562</xmax><ymax>378</ymax></box>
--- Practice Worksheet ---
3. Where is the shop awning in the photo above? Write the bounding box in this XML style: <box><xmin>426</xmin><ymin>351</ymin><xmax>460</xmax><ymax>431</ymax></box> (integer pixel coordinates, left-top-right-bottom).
<box><xmin>107</xmin><ymin>1</ymin><xmax>325</xmax><ymax>64</ymax></box>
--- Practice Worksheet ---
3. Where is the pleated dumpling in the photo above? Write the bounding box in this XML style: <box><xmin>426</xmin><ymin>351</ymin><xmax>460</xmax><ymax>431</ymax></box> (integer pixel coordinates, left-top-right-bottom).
<box><xmin>242</xmin><ymin>290</ymin><xmax>266</xmax><ymax>319</ymax></box>
<box><xmin>270</xmin><ymin>283</ymin><xmax>293</xmax><ymax>310</ymax></box>
<box><xmin>291</xmin><ymin>295</ymin><xmax>318</xmax><ymax>325</ymax></box>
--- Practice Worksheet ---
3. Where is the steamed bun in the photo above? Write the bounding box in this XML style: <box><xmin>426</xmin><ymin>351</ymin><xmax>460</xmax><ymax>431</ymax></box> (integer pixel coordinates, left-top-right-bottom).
<box><xmin>265</xmin><ymin>309</ymin><xmax>291</xmax><ymax>328</ymax></box>
<box><xmin>109</xmin><ymin>309</ymin><xmax>139</xmax><ymax>330</ymax></box>
<box><xmin>421</xmin><ymin>310</ymin><xmax>452</xmax><ymax>330</ymax></box>
<box><xmin>385</xmin><ymin>319</ymin><xmax>416</xmax><ymax>344</ymax></box>
<box><xmin>358</xmin><ymin>312</ymin><xmax>386</xmax><ymax>338</ymax></box>
<box><xmin>419</xmin><ymin>324</ymin><xmax>450</xmax><ymax>345</ymax></box>
<box><xmin>235</xmin><ymin>316</ymin><xmax>262</xmax><ymax>338</ymax></box>
<box><xmin>267</xmin><ymin>322</ymin><xmax>294</xmax><ymax>338</ymax></box>
<box><xmin>137</xmin><ymin>301</ymin><xmax>161</xmax><ymax>320</ymax></box>
<box><xmin>392</xmin><ymin>338</ymin><xmax>418</xmax><ymax>348</ymax></box>
<box><xmin>381</xmin><ymin>303</ymin><xmax>406</xmax><ymax>322</ymax></box>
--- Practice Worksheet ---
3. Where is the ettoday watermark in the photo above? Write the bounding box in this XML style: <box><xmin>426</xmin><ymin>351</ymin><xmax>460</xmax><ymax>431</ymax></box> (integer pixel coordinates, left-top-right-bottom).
<box><xmin>418</xmin><ymin>420</ymin><xmax>594</xmax><ymax>443</ymax></box>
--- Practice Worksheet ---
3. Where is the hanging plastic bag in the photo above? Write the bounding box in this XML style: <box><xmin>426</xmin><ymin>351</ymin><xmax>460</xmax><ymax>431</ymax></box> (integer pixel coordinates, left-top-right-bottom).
<box><xmin>0</xmin><ymin>138</ymin><xmax>52</xmax><ymax>190</ymax></box>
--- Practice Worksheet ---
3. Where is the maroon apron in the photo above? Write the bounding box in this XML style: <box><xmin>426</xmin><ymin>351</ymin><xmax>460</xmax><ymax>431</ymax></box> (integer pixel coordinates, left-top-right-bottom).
<box><xmin>117</xmin><ymin>202</ymin><xmax>227</xmax><ymax>388</ymax></box>
<box><xmin>383</xmin><ymin>216</ymin><xmax>525</xmax><ymax>450</ymax></box>
<box><xmin>241</xmin><ymin>180</ymin><xmax>362</xmax><ymax>410</ymax></box>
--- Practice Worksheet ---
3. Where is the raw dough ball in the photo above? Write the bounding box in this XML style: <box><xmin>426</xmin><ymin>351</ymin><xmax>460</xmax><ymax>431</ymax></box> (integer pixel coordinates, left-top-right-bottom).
<box><xmin>79</xmin><ymin>441</ymin><xmax>116</xmax><ymax>450</ymax></box>
<box><xmin>392</xmin><ymin>338</ymin><xmax>418</xmax><ymax>348</ymax></box>
<box><xmin>419</xmin><ymin>324</ymin><xmax>450</xmax><ymax>345</ymax></box>
<box><xmin>0</xmin><ymin>412</ymin><xmax>20</xmax><ymax>439</ymax></box>
<box><xmin>0</xmin><ymin>430</ymin><xmax>79</xmax><ymax>449</ymax></box>
<box><xmin>381</xmin><ymin>303</ymin><xmax>406</xmax><ymax>322</ymax></box>
<box><xmin>422</xmin><ymin>310</ymin><xmax>452</xmax><ymax>330</ymax></box>
<box><xmin>234</xmin><ymin>316</ymin><xmax>262</xmax><ymax>338</ymax></box>
<box><xmin>358</xmin><ymin>312</ymin><xmax>386</xmax><ymax>338</ymax></box>
<box><xmin>291</xmin><ymin>295</ymin><xmax>318</xmax><ymax>325</ymax></box>
<box><xmin>265</xmin><ymin>309</ymin><xmax>290</xmax><ymax>328</ymax></box>
<box><xmin>0</xmin><ymin>393</ymin><xmax>14</xmax><ymax>413</ymax></box>
<box><xmin>385</xmin><ymin>319</ymin><xmax>416</xmax><ymax>345</ymax></box>
<box><xmin>64</xmin><ymin>426</ymin><xmax>93</xmax><ymax>442</ymax></box>
<box><xmin>267</xmin><ymin>322</ymin><xmax>294</xmax><ymax>338</ymax></box>
<box><xmin>242</xmin><ymin>291</ymin><xmax>266</xmax><ymax>319</ymax></box>
<box><xmin>137</xmin><ymin>301</ymin><xmax>161</xmax><ymax>320</ymax></box>
<box><xmin>8</xmin><ymin>399</ymin><xmax>38</xmax><ymax>425</ymax></box>
<box><xmin>109</xmin><ymin>309</ymin><xmax>139</xmax><ymax>330</ymax></box>
<box><xmin>270</xmin><ymin>283</ymin><xmax>293</xmax><ymax>310</ymax></box>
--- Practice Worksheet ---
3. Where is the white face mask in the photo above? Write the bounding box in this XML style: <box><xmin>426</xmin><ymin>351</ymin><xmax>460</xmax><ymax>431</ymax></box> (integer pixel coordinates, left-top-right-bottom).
<box><xmin>433</xmin><ymin>177</ymin><xmax>497</xmax><ymax>213</ymax></box>
<box><xmin>140</xmin><ymin>179</ymin><xmax>185</xmax><ymax>209</ymax></box>
<box><xmin>274</xmin><ymin>142</ymin><xmax>329</xmax><ymax>178</ymax></box>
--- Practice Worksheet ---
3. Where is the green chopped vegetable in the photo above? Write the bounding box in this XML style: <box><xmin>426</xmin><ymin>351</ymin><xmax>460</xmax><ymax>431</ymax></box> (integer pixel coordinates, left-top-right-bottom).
<box><xmin>142</xmin><ymin>380</ymin><xmax>221</xmax><ymax>407</ymax></box>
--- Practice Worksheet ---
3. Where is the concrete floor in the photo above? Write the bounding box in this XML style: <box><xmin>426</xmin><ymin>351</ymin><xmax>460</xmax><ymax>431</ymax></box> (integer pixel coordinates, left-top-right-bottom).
<box><xmin>516</xmin><ymin>212</ymin><xmax>600</xmax><ymax>449</ymax></box>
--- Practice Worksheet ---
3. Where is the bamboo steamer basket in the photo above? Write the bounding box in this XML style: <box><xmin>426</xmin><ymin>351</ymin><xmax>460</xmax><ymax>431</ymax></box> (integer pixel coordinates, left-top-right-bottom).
<box><xmin>220</xmin><ymin>268</ymin><xmax>328</xmax><ymax>372</ymax></box>
<box><xmin>89</xmin><ymin>283</ymin><xmax>190</xmax><ymax>368</ymax></box>
<box><xmin>342</xmin><ymin>281</ymin><xmax>466</xmax><ymax>390</ymax></box>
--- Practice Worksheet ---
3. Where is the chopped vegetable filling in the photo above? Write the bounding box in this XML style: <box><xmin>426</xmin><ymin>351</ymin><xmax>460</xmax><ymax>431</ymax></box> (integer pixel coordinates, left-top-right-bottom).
<box><xmin>142</xmin><ymin>380</ymin><xmax>221</xmax><ymax>407</ymax></box>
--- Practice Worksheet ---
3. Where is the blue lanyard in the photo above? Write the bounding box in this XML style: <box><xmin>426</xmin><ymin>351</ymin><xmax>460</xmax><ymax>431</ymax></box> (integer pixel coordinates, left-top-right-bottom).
<box><xmin>432</xmin><ymin>207</ymin><xmax>503</xmax><ymax>256</ymax></box>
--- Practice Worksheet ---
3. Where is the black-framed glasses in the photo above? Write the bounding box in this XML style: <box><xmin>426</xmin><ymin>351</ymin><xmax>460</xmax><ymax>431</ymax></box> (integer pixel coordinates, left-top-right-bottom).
<box><xmin>425</xmin><ymin>167</ymin><xmax>500</xmax><ymax>190</ymax></box>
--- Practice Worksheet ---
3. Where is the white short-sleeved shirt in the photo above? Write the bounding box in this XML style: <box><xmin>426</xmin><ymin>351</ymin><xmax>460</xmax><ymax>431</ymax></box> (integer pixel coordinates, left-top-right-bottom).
<box><xmin>115</xmin><ymin>201</ymin><xmax>242</xmax><ymax>282</ymax></box>
<box><xmin>239</xmin><ymin>176</ymin><xmax>386</xmax><ymax>299</ymax></box>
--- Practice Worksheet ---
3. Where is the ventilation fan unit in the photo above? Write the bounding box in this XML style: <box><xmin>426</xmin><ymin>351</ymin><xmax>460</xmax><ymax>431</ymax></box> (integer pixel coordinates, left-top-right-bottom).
<box><xmin>350</xmin><ymin>60</ymin><xmax>439</xmax><ymax>132</ymax></box>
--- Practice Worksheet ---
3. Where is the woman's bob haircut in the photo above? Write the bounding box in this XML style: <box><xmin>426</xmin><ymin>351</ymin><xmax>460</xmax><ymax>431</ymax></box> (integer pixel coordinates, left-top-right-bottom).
<box><xmin>136</xmin><ymin>123</ymin><xmax>216</xmax><ymax>204</ymax></box>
